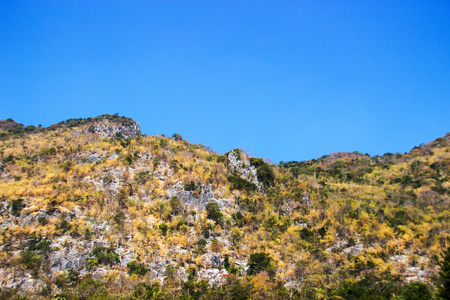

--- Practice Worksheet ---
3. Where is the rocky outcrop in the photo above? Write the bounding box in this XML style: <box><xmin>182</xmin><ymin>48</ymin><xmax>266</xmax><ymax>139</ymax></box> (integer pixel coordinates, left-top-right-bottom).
<box><xmin>225</xmin><ymin>149</ymin><xmax>262</xmax><ymax>189</ymax></box>
<box><xmin>85</xmin><ymin>118</ymin><xmax>141</xmax><ymax>139</ymax></box>
<box><xmin>168</xmin><ymin>181</ymin><xmax>234</xmax><ymax>211</ymax></box>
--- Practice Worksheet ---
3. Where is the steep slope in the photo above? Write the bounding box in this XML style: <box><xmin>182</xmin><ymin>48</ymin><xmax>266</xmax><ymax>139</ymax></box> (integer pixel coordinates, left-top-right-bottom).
<box><xmin>0</xmin><ymin>115</ymin><xmax>448</xmax><ymax>299</ymax></box>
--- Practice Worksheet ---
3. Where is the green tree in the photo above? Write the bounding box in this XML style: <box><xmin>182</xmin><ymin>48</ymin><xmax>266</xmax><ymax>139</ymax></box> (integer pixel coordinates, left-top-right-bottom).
<box><xmin>437</xmin><ymin>239</ymin><xmax>450</xmax><ymax>300</ymax></box>
<box><xmin>399</xmin><ymin>282</ymin><xmax>433</xmax><ymax>300</ymax></box>
<box><xmin>172</xmin><ymin>133</ymin><xmax>183</xmax><ymax>141</ymax></box>
<box><xmin>205</xmin><ymin>202</ymin><xmax>223</xmax><ymax>224</ymax></box>
<box><xmin>159</xmin><ymin>223</ymin><xmax>169</xmax><ymax>236</ymax></box>
<box><xmin>256</xmin><ymin>163</ymin><xmax>275</xmax><ymax>188</ymax></box>
<box><xmin>247</xmin><ymin>252</ymin><xmax>275</xmax><ymax>277</ymax></box>
<box><xmin>170</xmin><ymin>196</ymin><xmax>183</xmax><ymax>215</ymax></box>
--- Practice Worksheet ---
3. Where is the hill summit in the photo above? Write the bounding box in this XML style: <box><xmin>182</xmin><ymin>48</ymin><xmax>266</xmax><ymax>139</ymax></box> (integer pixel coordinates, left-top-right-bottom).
<box><xmin>0</xmin><ymin>115</ymin><xmax>448</xmax><ymax>299</ymax></box>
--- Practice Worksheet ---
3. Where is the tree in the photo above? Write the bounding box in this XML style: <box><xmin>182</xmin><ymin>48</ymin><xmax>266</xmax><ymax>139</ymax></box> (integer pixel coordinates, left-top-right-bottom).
<box><xmin>247</xmin><ymin>252</ymin><xmax>275</xmax><ymax>277</ymax></box>
<box><xmin>172</xmin><ymin>133</ymin><xmax>183</xmax><ymax>141</ymax></box>
<box><xmin>205</xmin><ymin>202</ymin><xmax>223</xmax><ymax>224</ymax></box>
<box><xmin>256</xmin><ymin>163</ymin><xmax>275</xmax><ymax>188</ymax></box>
<box><xmin>170</xmin><ymin>196</ymin><xmax>183</xmax><ymax>215</ymax></box>
<box><xmin>399</xmin><ymin>282</ymin><xmax>433</xmax><ymax>300</ymax></box>
<box><xmin>437</xmin><ymin>239</ymin><xmax>450</xmax><ymax>300</ymax></box>
<box><xmin>159</xmin><ymin>223</ymin><xmax>169</xmax><ymax>236</ymax></box>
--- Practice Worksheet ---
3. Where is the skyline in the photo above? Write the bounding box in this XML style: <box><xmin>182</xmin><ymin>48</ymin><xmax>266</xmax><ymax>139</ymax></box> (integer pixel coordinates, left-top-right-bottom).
<box><xmin>1</xmin><ymin>1</ymin><xmax>450</xmax><ymax>163</ymax></box>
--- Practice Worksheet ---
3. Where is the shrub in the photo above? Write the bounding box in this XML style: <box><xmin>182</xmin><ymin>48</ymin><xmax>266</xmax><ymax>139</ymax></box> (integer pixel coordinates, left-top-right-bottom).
<box><xmin>10</xmin><ymin>198</ymin><xmax>24</xmax><ymax>216</ymax></box>
<box><xmin>399</xmin><ymin>282</ymin><xmax>433</xmax><ymax>300</ymax></box>
<box><xmin>249</xmin><ymin>157</ymin><xmax>265</xmax><ymax>167</ymax></box>
<box><xmin>256</xmin><ymin>163</ymin><xmax>275</xmax><ymax>188</ymax></box>
<box><xmin>38</xmin><ymin>216</ymin><xmax>48</xmax><ymax>225</ymax></box>
<box><xmin>184</xmin><ymin>181</ymin><xmax>200</xmax><ymax>191</ymax></box>
<box><xmin>66</xmin><ymin>268</ymin><xmax>80</xmax><ymax>286</ymax></box>
<box><xmin>127</xmin><ymin>261</ymin><xmax>148</xmax><ymax>276</ymax></box>
<box><xmin>20</xmin><ymin>250</ymin><xmax>43</xmax><ymax>275</ymax></box>
<box><xmin>197</xmin><ymin>239</ymin><xmax>207</xmax><ymax>252</ymax></box>
<box><xmin>172</xmin><ymin>133</ymin><xmax>183</xmax><ymax>141</ymax></box>
<box><xmin>60</xmin><ymin>160</ymin><xmax>73</xmax><ymax>172</ymax></box>
<box><xmin>134</xmin><ymin>171</ymin><xmax>150</xmax><ymax>184</ymax></box>
<box><xmin>159</xmin><ymin>223</ymin><xmax>169</xmax><ymax>236</ymax></box>
<box><xmin>437</xmin><ymin>238</ymin><xmax>450</xmax><ymax>300</ymax></box>
<box><xmin>205</xmin><ymin>202</ymin><xmax>223</xmax><ymax>224</ymax></box>
<box><xmin>91</xmin><ymin>245</ymin><xmax>120</xmax><ymax>267</ymax></box>
<box><xmin>170</xmin><ymin>196</ymin><xmax>183</xmax><ymax>215</ymax></box>
<box><xmin>228</xmin><ymin>175</ymin><xmax>257</xmax><ymax>192</ymax></box>
<box><xmin>247</xmin><ymin>252</ymin><xmax>275</xmax><ymax>277</ymax></box>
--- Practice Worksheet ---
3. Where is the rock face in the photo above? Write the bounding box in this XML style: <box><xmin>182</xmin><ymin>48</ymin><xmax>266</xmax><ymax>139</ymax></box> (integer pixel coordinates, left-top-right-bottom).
<box><xmin>85</xmin><ymin>118</ymin><xmax>141</xmax><ymax>139</ymax></box>
<box><xmin>168</xmin><ymin>181</ymin><xmax>234</xmax><ymax>211</ymax></box>
<box><xmin>226</xmin><ymin>149</ymin><xmax>262</xmax><ymax>189</ymax></box>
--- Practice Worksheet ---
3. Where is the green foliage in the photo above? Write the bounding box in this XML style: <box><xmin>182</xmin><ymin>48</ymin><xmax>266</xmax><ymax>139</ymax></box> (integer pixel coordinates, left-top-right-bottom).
<box><xmin>38</xmin><ymin>216</ymin><xmax>48</xmax><ymax>225</ymax></box>
<box><xmin>66</xmin><ymin>268</ymin><xmax>80</xmax><ymax>286</ymax></box>
<box><xmin>172</xmin><ymin>133</ymin><xmax>183</xmax><ymax>141</ymax></box>
<box><xmin>299</xmin><ymin>227</ymin><xmax>315</xmax><ymax>242</ymax></box>
<box><xmin>20</xmin><ymin>250</ymin><xmax>43</xmax><ymax>275</ymax></box>
<box><xmin>228</xmin><ymin>175</ymin><xmax>257</xmax><ymax>191</ymax></box>
<box><xmin>170</xmin><ymin>196</ymin><xmax>183</xmax><ymax>215</ymax></box>
<box><xmin>3</xmin><ymin>154</ymin><xmax>15</xmax><ymax>164</ymax></box>
<box><xmin>247</xmin><ymin>252</ymin><xmax>275</xmax><ymax>276</ymax></box>
<box><xmin>249</xmin><ymin>157</ymin><xmax>265</xmax><ymax>168</ymax></box>
<box><xmin>159</xmin><ymin>223</ymin><xmax>169</xmax><ymax>235</ymax></box>
<box><xmin>331</xmin><ymin>273</ymin><xmax>401</xmax><ymax>300</ymax></box>
<box><xmin>205</xmin><ymin>202</ymin><xmax>223</xmax><ymax>224</ymax></box>
<box><xmin>184</xmin><ymin>180</ymin><xmax>200</xmax><ymax>191</ymax></box>
<box><xmin>127</xmin><ymin>261</ymin><xmax>148</xmax><ymax>276</ymax></box>
<box><xmin>132</xmin><ymin>282</ymin><xmax>161</xmax><ymax>299</ymax></box>
<box><xmin>27</xmin><ymin>238</ymin><xmax>52</xmax><ymax>253</ymax></box>
<box><xmin>124</xmin><ymin>153</ymin><xmax>133</xmax><ymax>165</ymax></box>
<box><xmin>91</xmin><ymin>245</ymin><xmax>120</xmax><ymax>267</ymax></box>
<box><xmin>197</xmin><ymin>238</ymin><xmax>207</xmax><ymax>252</ymax></box>
<box><xmin>232</xmin><ymin>211</ymin><xmax>244</xmax><ymax>227</ymax></box>
<box><xmin>399</xmin><ymin>282</ymin><xmax>433</xmax><ymax>300</ymax></box>
<box><xmin>10</xmin><ymin>198</ymin><xmax>24</xmax><ymax>216</ymax></box>
<box><xmin>60</xmin><ymin>160</ymin><xmax>73</xmax><ymax>172</ymax></box>
<box><xmin>256</xmin><ymin>163</ymin><xmax>275</xmax><ymax>188</ymax></box>
<box><xmin>134</xmin><ymin>171</ymin><xmax>151</xmax><ymax>184</ymax></box>
<box><xmin>437</xmin><ymin>239</ymin><xmax>450</xmax><ymax>300</ymax></box>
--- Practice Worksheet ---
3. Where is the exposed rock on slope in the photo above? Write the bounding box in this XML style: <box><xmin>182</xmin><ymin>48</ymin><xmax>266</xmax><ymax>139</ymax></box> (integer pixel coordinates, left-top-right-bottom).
<box><xmin>0</xmin><ymin>116</ymin><xmax>448</xmax><ymax>299</ymax></box>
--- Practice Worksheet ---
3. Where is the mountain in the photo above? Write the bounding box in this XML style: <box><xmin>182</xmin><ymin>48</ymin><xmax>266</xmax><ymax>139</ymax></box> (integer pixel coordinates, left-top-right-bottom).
<box><xmin>0</xmin><ymin>114</ymin><xmax>448</xmax><ymax>299</ymax></box>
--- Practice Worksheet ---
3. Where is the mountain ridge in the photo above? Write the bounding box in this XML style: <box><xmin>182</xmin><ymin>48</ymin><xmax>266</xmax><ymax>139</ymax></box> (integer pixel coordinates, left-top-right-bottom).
<box><xmin>0</xmin><ymin>115</ymin><xmax>448</xmax><ymax>299</ymax></box>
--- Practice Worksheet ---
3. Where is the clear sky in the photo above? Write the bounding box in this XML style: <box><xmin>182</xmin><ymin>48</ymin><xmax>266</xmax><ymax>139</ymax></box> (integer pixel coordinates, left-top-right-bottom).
<box><xmin>1</xmin><ymin>1</ymin><xmax>449</xmax><ymax>163</ymax></box>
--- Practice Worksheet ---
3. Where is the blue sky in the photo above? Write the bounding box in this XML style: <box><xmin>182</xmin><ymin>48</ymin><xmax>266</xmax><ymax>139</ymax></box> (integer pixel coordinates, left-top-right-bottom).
<box><xmin>1</xmin><ymin>1</ymin><xmax>449</xmax><ymax>163</ymax></box>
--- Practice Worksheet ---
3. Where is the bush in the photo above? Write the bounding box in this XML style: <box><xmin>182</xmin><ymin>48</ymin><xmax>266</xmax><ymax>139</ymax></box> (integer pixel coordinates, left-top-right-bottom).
<box><xmin>184</xmin><ymin>181</ymin><xmax>200</xmax><ymax>191</ymax></box>
<box><xmin>172</xmin><ymin>133</ymin><xmax>183</xmax><ymax>141</ymax></box>
<box><xmin>127</xmin><ymin>261</ymin><xmax>148</xmax><ymax>276</ymax></box>
<box><xmin>91</xmin><ymin>245</ymin><xmax>120</xmax><ymax>267</ymax></box>
<box><xmin>437</xmin><ymin>238</ymin><xmax>450</xmax><ymax>300</ymax></box>
<box><xmin>10</xmin><ymin>198</ymin><xmax>24</xmax><ymax>216</ymax></box>
<box><xmin>170</xmin><ymin>196</ymin><xmax>183</xmax><ymax>215</ymax></box>
<box><xmin>20</xmin><ymin>250</ymin><xmax>43</xmax><ymax>275</ymax></box>
<box><xmin>60</xmin><ymin>160</ymin><xmax>73</xmax><ymax>172</ymax></box>
<box><xmin>256</xmin><ymin>163</ymin><xmax>275</xmax><ymax>188</ymax></box>
<box><xmin>228</xmin><ymin>175</ymin><xmax>257</xmax><ymax>192</ymax></box>
<box><xmin>134</xmin><ymin>171</ymin><xmax>150</xmax><ymax>184</ymax></box>
<box><xmin>247</xmin><ymin>252</ymin><xmax>275</xmax><ymax>277</ymax></box>
<box><xmin>197</xmin><ymin>239</ymin><xmax>207</xmax><ymax>252</ymax></box>
<box><xmin>159</xmin><ymin>223</ymin><xmax>169</xmax><ymax>235</ymax></box>
<box><xmin>249</xmin><ymin>157</ymin><xmax>265</xmax><ymax>168</ymax></box>
<box><xmin>399</xmin><ymin>282</ymin><xmax>433</xmax><ymax>300</ymax></box>
<box><xmin>205</xmin><ymin>202</ymin><xmax>223</xmax><ymax>224</ymax></box>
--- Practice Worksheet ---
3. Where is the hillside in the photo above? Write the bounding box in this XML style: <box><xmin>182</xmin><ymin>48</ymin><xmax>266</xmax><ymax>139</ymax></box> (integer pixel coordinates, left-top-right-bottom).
<box><xmin>0</xmin><ymin>115</ymin><xmax>449</xmax><ymax>299</ymax></box>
